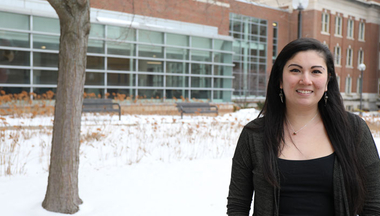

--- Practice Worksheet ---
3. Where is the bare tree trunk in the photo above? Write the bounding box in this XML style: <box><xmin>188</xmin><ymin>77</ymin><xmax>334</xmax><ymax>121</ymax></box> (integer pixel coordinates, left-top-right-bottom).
<box><xmin>42</xmin><ymin>0</ymin><xmax>91</xmax><ymax>214</ymax></box>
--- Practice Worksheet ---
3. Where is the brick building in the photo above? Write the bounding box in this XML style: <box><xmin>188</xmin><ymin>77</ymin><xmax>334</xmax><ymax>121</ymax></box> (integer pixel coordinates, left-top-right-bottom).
<box><xmin>0</xmin><ymin>0</ymin><xmax>379</xmax><ymax>109</ymax></box>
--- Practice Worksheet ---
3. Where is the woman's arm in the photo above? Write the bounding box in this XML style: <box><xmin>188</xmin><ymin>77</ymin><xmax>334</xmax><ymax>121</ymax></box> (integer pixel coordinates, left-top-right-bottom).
<box><xmin>356</xmin><ymin>116</ymin><xmax>380</xmax><ymax>215</ymax></box>
<box><xmin>227</xmin><ymin>128</ymin><xmax>254</xmax><ymax>216</ymax></box>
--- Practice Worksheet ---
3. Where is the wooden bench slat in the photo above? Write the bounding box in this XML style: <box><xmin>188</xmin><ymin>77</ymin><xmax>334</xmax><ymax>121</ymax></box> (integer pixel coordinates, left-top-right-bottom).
<box><xmin>176</xmin><ymin>102</ymin><xmax>218</xmax><ymax>119</ymax></box>
<box><xmin>82</xmin><ymin>99</ymin><xmax>121</xmax><ymax>120</ymax></box>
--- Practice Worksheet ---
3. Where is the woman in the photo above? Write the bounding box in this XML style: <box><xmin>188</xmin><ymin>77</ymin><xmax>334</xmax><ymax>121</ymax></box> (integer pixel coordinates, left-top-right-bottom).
<box><xmin>227</xmin><ymin>38</ymin><xmax>380</xmax><ymax>216</ymax></box>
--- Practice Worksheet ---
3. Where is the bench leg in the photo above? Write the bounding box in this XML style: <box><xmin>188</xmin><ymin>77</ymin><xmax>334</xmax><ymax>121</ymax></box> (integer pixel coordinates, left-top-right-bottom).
<box><xmin>181</xmin><ymin>112</ymin><xmax>183</xmax><ymax>119</ymax></box>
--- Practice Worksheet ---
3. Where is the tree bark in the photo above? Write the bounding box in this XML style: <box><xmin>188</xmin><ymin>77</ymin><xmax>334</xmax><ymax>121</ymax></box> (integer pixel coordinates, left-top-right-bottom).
<box><xmin>42</xmin><ymin>0</ymin><xmax>91</xmax><ymax>214</ymax></box>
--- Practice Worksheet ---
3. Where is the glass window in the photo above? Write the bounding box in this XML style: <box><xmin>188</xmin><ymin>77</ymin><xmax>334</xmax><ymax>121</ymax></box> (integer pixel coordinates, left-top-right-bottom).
<box><xmin>358</xmin><ymin>22</ymin><xmax>365</xmax><ymax>41</ymax></box>
<box><xmin>191</xmin><ymin>36</ymin><xmax>211</xmax><ymax>49</ymax></box>
<box><xmin>84</xmin><ymin>88</ymin><xmax>104</xmax><ymax>98</ymax></box>
<box><xmin>138</xmin><ymin>30</ymin><xmax>163</xmax><ymax>44</ymax></box>
<box><xmin>90</xmin><ymin>23</ymin><xmax>105</xmax><ymax>38</ymax></box>
<box><xmin>321</xmin><ymin>12</ymin><xmax>330</xmax><ymax>33</ymax></box>
<box><xmin>138</xmin><ymin>44</ymin><xmax>163</xmax><ymax>58</ymax></box>
<box><xmin>191</xmin><ymin>63</ymin><xmax>211</xmax><ymax>75</ymax></box>
<box><xmin>0</xmin><ymin>69</ymin><xmax>30</xmax><ymax>84</ymax></box>
<box><xmin>358</xmin><ymin>49</ymin><xmax>364</xmax><ymax>65</ymax></box>
<box><xmin>214</xmin><ymin>40</ymin><xmax>232</xmax><ymax>51</ymax></box>
<box><xmin>107</xmin><ymin>41</ymin><xmax>135</xmax><ymax>56</ymax></box>
<box><xmin>334</xmin><ymin>46</ymin><xmax>341</xmax><ymax>65</ymax></box>
<box><xmin>191</xmin><ymin>90</ymin><xmax>211</xmax><ymax>100</ymax></box>
<box><xmin>107</xmin><ymin>73</ymin><xmax>135</xmax><ymax>86</ymax></box>
<box><xmin>107</xmin><ymin>26</ymin><xmax>135</xmax><ymax>41</ymax></box>
<box><xmin>84</xmin><ymin>72</ymin><xmax>104</xmax><ymax>85</ymax></box>
<box><xmin>137</xmin><ymin>89</ymin><xmax>163</xmax><ymax>99</ymax></box>
<box><xmin>259</xmin><ymin>25</ymin><xmax>267</xmax><ymax>36</ymax></box>
<box><xmin>87</xmin><ymin>56</ymin><xmax>104</xmax><ymax>69</ymax></box>
<box><xmin>33</xmin><ymin>16</ymin><xmax>60</xmax><ymax>34</ymax></box>
<box><xmin>138</xmin><ymin>60</ymin><xmax>163</xmax><ymax>73</ymax></box>
<box><xmin>166</xmin><ymin>75</ymin><xmax>189</xmax><ymax>87</ymax></box>
<box><xmin>33</xmin><ymin>88</ymin><xmax>56</xmax><ymax>99</ymax></box>
<box><xmin>107</xmin><ymin>88</ymin><xmax>135</xmax><ymax>98</ymax></box>
<box><xmin>335</xmin><ymin>16</ymin><xmax>342</xmax><ymax>36</ymax></box>
<box><xmin>213</xmin><ymin>90</ymin><xmax>231</xmax><ymax>102</ymax></box>
<box><xmin>191</xmin><ymin>50</ymin><xmax>211</xmax><ymax>62</ymax></box>
<box><xmin>166</xmin><ymin>62</ymin><xmax>188</xmax><ymax>74</ymax></box>
<box><xmin>347</xmin><ymin>19</ymin><xmax>354</xmax><ymax>38</ymax></box>
<box><xmin>33</xmin><ymin>52</ymin><xmax>58</xmax><ymax>67</ymax></box>
<box><xmin>0</xmin><ymin>50</ymin><xmax>30</xmax><ymax>66</ymax></box>
<box><xmin>214</xmin><ymin>78</ymin><xmax>232</xmax><ymax>88</ymax></box>
<box><xmin>138</xmin><ymin>74</ymin><xmax>164</xmax><ymax>87</ymax></box>
<box><xmin>165</xmin><ymin>89</ymin><xmax>189</xmax><ymax>100</ymax></box>
<box><xmin>166</xmin><ymin>47</ymin><xmax>188</xmax><ymax>60</ymax></box>
<box><xmin>88</xmin><ymin>40</ymin><xmax>105</xmax><ymax>54</ymax></box>
<box><xmin>191</xmin><ymin>77</ymin><xmax>211</xmax><ymax>88</ymax></box>
<box><xmin>167</xmin><ymin>33</ymin><xmax>188</xmax><ymax>47</ymax></box>
<box><xmin>0</xmin><ymin>31</ymin><xmax>29</xmax><ymax>48</ymax></box>
<box><xmin>346</xmin><ymin>48</ymin><xmax>353</xmax><ymax>67</ymax></box>
<box><xmin>345</xmin><ymin>76</ymin><xmax>352</xmax><ymax>94</ymax></box>
<box><xmin>33</xmin><ymin>70</ymin><xmax>57</xmax><ymax>84</ymax></box>
<box><xmin>33</xmin><ymin>34</ymin><xmax>59</xmax><ymax>50</ymax></box>
<box><xmin>214</xmin><ymin>65</ymin><xmax>232</xmax><ymax>76</ymax></box>
<box><xmin>0</xmin><ymin>87</ymin><xmax>30</xmax><ymax>94</ymax></box>
<box><xmin>108</xmin><ymin>58</ymin><xmax>134</xmax><ymax>71</ymax></box>
<box><xmin>0</xmin><ymin>11</ymin><xmax>29</xmax><ymax>30</ymax></box>
<box><xmin>258</xmin><ymin>43</ymin><xmax>266</xmax><ymax>57</ymax></box>
<box><xmin>214</xmin><ymin>53</ymin><xmax>232</xmax><ymax>63</ymax></box>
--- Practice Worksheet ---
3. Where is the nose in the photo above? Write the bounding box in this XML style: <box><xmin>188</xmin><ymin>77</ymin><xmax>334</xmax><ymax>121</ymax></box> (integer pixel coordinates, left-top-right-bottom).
<box><xmin>300</xmin><ymin>73</ymin><xmax>312</xmax><ymax>85</ymax></box>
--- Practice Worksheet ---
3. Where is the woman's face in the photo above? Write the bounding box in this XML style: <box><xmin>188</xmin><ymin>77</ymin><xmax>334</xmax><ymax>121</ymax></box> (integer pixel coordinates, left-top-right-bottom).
<box><xmin>280</xmin><ymin>50</ymin><xmax>329</xmax><ymax>109</ymax></box>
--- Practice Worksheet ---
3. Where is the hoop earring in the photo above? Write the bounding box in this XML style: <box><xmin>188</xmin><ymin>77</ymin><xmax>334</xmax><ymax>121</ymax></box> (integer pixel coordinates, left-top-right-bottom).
<box><xmin>324</xmin><ymin>91</ymin><xmax>328</xmax><ymax>105</ymax></box>
<box><xmin>279</xmin><ymin>89</ymin><xmax>284</xmax><ymax>103</ymax></box>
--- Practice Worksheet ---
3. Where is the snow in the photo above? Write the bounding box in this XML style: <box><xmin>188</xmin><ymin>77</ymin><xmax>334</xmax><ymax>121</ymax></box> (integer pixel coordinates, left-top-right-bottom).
<box><xmin>1</xmin><ymin>109</ymin><xmax>379</xmax><ymax>216</ymax></box>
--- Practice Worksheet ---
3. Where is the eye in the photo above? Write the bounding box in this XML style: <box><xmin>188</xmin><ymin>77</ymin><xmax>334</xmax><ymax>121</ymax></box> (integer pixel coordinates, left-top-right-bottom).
<box><xmin>290</xmin><ymin>68</ymin><xmax>301</xmax><ymax>73</ymax></box>
<box><xmin>312</xmin><ymin>70</ymin><xmax>322</xmax><ymax>74</ymax></box>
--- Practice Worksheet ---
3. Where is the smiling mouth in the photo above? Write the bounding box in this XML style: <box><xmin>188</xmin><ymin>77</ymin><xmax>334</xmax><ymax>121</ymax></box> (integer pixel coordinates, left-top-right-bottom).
<box><xmin>296</xmin><ymin>90</ymin><xmax>313</xmax><ymax>94</ymax></box>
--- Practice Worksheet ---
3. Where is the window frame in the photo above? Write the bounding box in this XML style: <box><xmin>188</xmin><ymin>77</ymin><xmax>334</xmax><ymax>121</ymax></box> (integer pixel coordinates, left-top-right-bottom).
<box><xmin>345</xmin><ymin>76</ymin><xmax>352</xmax><ymax>94</ymax></box>
<box><xmin>346</xmin><ymin>47</ymin><xmax>353</xmax><ymax>67</ymax></box>
<box><xmin>358</xmin><ymin>21</ymin><xmax>365</xmax><ymax>41</ymax></box>
<box><xmin>334</xmin><ymin>45</ymin><xmax>341</xmax><ymax>66</ymax></box>
<box><xmin>358</xmin><ymin>49</ymin><xmax>364</xmax><ymax>66</ymax></box>
<box><xmin>321</xmin><ymin>12</ymin><xmax>330</xmax><ymax>33</ymax></box>
<box><xmin>335</xmin><ymin>16</ymin><xmax>342</xmax><ymax>36</ymax></box>
<box><xmin>347</xmin><ymin>18</ymin><xmax>354</xmax><ymax>39</ymax></box>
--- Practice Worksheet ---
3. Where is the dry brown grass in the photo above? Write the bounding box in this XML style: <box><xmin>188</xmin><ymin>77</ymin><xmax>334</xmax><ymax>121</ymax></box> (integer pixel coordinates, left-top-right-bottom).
<box><xmin>0</xmin><ymin>91</ymin><xmax>234</xmax><ymax>117</ymax></box>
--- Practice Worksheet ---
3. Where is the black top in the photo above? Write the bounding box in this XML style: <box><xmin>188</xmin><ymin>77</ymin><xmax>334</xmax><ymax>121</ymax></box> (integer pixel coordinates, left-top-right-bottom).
<box><xmin>277</xmin><ymin>153</ymin><xmax>335</xmax><ymax>216</ymax></box>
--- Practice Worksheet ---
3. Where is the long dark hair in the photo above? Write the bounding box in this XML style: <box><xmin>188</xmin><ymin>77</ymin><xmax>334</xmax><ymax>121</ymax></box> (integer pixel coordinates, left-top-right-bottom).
<box><xmin>257</xmin><ymin>38</ymin><xmax>366</xmax><ymax>215</ymax></box>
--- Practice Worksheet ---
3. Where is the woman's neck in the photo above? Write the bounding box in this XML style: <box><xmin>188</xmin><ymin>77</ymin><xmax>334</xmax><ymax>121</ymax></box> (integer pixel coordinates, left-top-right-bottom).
<box><xmin>285</xmin><ymin>106</ymin><xmax>320</xmax><ymax>126</ymax></box>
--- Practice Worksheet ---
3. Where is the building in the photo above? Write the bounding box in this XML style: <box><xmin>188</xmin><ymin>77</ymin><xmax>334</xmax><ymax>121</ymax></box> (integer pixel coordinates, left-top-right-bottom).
<box><xmin>253</xmin><ymin>0</ymin><xmax>380</xmax><ymax>110</ymax></box>
<box><xmin>0</xmin><ymin>0</ymin><xmax>379</xmax><ymax>110</ymax></box>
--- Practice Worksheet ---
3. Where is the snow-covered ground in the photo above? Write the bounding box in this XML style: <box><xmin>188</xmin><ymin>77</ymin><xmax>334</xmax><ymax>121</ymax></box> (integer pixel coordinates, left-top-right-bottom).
<box><xmin>1</xmin><ymin>109</ymin><xmax>379</xmax><ymax>216</ymax></box>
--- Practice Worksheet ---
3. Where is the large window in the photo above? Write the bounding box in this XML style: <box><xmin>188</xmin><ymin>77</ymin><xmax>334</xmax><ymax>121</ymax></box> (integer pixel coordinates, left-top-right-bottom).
<box><xmin>335</xmin><ymin>16</ymin><xmax>342</xmax><ymax>36</ymax></box>
<box><xmin>358</xmin><ymin>49</ymin><xmax>364</xmax><ymax>65</ymax></box>
<box><xmin>345</xmin><ymin>76</ymin><xmax>352</xmax><ymax>94</ymax></box>
<box><xmin>347</xmin><ymin>18</ymin><xmax>354</xmax><ymax>39</ymax></box>
<box><xmin>229</xmin><ymin>13</ymin><xmax>268</xmax><ymax>97</ymax></box>
<box><xmin>321</xmin><ymin>12</ymin><xmax>330</xmax><ymax>33</ymax></box>
<box><xmin>346</xmin><ymin>47</ymin><xmax>353</xmax><ymax>67</ymax></box>
<box><xmin>0</xmin><ymin>11</ymin><xmax>234</xmax><ymax>102</ymax></box>
<box><xmin>358</xmin><ymin>21</ymin><xmax>365</xmax><ymax>41</ymax></box>
<box><xmin>334</xmin><ymin>45</ymin><xmax>341</xmax><ymax>66</ymax></box>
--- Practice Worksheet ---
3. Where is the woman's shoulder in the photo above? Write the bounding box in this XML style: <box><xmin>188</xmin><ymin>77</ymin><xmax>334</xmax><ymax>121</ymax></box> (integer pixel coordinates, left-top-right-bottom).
<box><xmin>346</xmin><ymin>111</ymin><xmax>367</xmax><ymax>127</ymax></box>
<box><xmin>245</xmin><ymin>116</ymin><xmax>265</xmax><ymax>130</ymax></box>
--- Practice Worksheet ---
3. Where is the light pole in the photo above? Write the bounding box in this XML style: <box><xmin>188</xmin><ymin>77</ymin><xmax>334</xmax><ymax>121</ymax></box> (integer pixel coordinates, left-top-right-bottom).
<box><xmin>292</xmin><ymin>0</ymin><xmax>309</xmax><ymax>39</ymax></box>
<box><xmin>358</xmin><ymin>63</ymin><xmax>366</xmax><ymax>115</ymax></box>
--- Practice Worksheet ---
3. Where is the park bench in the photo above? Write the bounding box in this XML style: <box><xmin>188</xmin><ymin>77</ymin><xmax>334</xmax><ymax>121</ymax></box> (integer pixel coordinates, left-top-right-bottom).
<box><xmin>176</xmin><ymin>102</ymin><xmax>218</xmax><ymax>119</ymax></box>
<box><xmin>82</xmin><ymin>98</ymin><xmax>121</xmax><ymax>120</ymax></box>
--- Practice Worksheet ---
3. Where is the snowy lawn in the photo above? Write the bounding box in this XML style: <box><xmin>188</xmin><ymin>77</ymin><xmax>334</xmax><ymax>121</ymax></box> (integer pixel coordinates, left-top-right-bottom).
<box><xmin>1</xmin><ymin>109</ymin><xmax>379</xmax><ymax>216</ymax></box>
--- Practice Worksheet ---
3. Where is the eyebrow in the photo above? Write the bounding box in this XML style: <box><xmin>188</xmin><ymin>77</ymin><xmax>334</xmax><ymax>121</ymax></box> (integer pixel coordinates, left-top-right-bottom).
<box><xmin>287</xmin><ymin>64</ymin><xmax>326</xmax><ymax>71</ymax></box>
